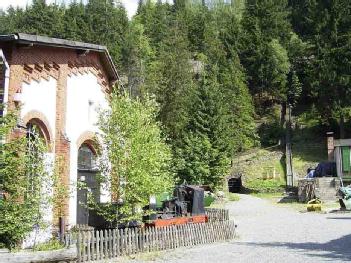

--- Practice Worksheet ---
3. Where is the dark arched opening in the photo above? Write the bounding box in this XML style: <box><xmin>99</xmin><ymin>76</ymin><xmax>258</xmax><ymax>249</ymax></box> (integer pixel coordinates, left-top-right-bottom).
<box><xmin>76</xmin><ymin>143</ymin><xmax>99</xmax><ymax>226</ymax></box>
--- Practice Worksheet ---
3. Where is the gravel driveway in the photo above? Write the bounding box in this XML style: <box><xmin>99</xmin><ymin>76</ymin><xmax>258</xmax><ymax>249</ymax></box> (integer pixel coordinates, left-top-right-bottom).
<box><xmin>127</xmin><ymin>194</ymin><xmax>351</xmax><ymax>263</ymax></box>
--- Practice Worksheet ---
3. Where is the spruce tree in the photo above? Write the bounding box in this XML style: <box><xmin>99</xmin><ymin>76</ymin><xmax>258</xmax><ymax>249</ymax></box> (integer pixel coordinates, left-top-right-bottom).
<box><xmin>85</xmin><ymin>0</ymin><xmax>129</xmax><ymax>67</ymax></box>
<box><xmin>20</xmin><ymin>0</ymin><xmax>65</xmax><ymax>38</ymax></box>
<box><xmin>177</xmin><ymin>68</ymin><xmax>229</xmax><ymax>189</ymax></box>
<box><xmin>308</xmin><ymin>0</ymin><xmax>351</xmax><ymax>136</ymax></box>
<box><xmin>240</xmin><ymin>0</ymin><xmax>295</xmax><ymax>131</ymax></box>
<box><xmin>62</xmin><ymin>1</ymin><xmax>89</xmax><ymax>42</ymax></box>
<box><xmin>156</xmin><ymin>23</ymin><xmax>195</xmax><ymax>141</ymax></box>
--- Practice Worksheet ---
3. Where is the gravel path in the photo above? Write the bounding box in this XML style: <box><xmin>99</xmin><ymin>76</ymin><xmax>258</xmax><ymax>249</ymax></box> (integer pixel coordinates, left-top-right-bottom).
<box><xmin>127</xmin><ymin>194</ymin><xmax>351</xmax><ymax>263</ymax></box>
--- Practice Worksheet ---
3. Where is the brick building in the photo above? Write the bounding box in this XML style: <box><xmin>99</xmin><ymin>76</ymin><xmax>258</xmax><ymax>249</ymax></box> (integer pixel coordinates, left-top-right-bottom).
<box><xmin>0</xmin><ymin>33</ymin><xmax>118</xmax><ymax>244</ymax></box>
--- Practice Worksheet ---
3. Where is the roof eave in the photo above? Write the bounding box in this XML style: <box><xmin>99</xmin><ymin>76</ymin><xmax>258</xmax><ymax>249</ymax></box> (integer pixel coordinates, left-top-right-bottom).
<box><xmin>0</xmin><ymin>33</ymin><xmax>119</xmax><ymax>83</ymax></box>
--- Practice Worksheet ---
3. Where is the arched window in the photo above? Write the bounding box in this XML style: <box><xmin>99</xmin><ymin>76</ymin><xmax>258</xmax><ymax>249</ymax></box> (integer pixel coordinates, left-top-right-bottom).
<box><xmin>25</xmin><ymin>121</ymin><xmax>47</xmax><ymax>195</ymax></box>
<box><xmin>78</xmin><ymin>144</ymin><xmax>97</xmax><ymax>171</ymax></box>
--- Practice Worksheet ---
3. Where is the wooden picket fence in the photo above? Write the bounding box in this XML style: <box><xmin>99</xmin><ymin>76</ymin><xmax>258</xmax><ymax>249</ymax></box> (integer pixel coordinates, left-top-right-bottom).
<box><xmin>77</xmin><ymin>220</ymin><xmax>236</xmax><ymax>262</ymax></box>
<box><xmin>205</xmin><ymin>208</ymin><xmax>229</xmax><ymax>222</ymax></box>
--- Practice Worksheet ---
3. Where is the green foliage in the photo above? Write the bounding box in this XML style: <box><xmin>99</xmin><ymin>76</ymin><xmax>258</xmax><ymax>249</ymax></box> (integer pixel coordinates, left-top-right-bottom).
<box><xmin>23</xmin><ymin>1</ymin><xmax>64</xmax><ymax>37</ymax></box>
<box><xmin>288</xmin><ymin>71</ymin><xmax>302</xmax><ymax>106</ymax></box>
<box><xmin>32</xmin><ymin>238</ymin><xmax>64</xmax><ymax>251</ymax></box>
<box><xmin>0</xmin><ymin>109</ymin><xmax>50</xmax><ymax>249</ymax></box>
<box><xmin>240</xmin><ymin>0</ymin><xmax>292</xmax><ymax>100</ymax></box>
<box><xmin>122</xmin><ymin>19</ymin><xmax>156</xmax><ymax>97</ymax></box>
<box><xmin>175</xmin><ymin>78</ymin><xmax>231</xmax><ymax>189</ymax></box>
<box><xmin>3</xmin><ymin>0</ymin><xmax>350</xmax><ymax>213</ymax></box>
<box><xmin>94</xmin><ymin>92</ymin><xmax>174</xmax><ymax>222</ymax></box>
<box><xmin>245</xmin><ymin>178</ymin><xmax>285</xmax><ymax>193</ymax></box>
<box><xmin>227</xmin><ymin>193</ymin><xmax>240</xmax><ymax>202</ymax></box>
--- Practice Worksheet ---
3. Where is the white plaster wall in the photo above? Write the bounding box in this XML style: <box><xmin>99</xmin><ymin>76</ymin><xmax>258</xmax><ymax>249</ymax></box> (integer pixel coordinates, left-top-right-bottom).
<box><xmin>20</xmin><ymin>77</ymin><xmax>57</xmax><ymax>135</ymax></box>
<box><xmin>66</xmin><ymin>72</ymin><xmax>109</xmax><ymax>226</ymax></box>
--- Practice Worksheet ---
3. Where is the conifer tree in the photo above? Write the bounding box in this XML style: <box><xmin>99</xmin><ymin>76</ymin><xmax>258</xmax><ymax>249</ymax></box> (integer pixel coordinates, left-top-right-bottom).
<box><xmin>122</xmin><ymin>19</ymin><xmax>156</xmax><ymax>97</ymax></box>
<box><xmin>177</xmin><ymin>67</ymin><xmax>229</xmax><ymax>189</ymax></box>
<box><xmin>20</xmin><ymin>0</ymin><xmax>65</xmax><ymax>38</ymax></box>
<box><xmin>240</xmin><ymin>0</ymin><xmax>296</xmax><ymax>133</ymax></box>
<box><xmin>156</xmin><ymin>23</ymin><xmax>195</xmax><ymax>141</ymax></box>
<box><xmin>307</xmin><ymin>0</ymin><xmax>351</xmax><ymax>136</ymax></box>
<box><xmin>62</xmin><ymin>1</ymin><xmax>89</xmax><ymax>42</ymax></box>
<box><xmin>85</xmin><ymin>0</ymin><xmax>129</xmax><ymax>68</ymax></box>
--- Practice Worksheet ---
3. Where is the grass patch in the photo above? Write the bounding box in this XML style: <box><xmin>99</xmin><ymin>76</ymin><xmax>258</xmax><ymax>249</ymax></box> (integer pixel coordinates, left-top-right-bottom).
<box><xmin>227</xmin><ymin>193</ymin><xmax>240</xmax><ymax>202</ymax></box>
<box><xmin>32</xmin><ymin>239</ymin><xmax>64</xmax><ymax>252</ymax></box>
<box><xmin>251</xmin><ymin>192</ymin><xmax>283</xmax><ymax>199</ymax></box>
<box><xmin>245</xmin><ymin>178</ymin><xmax>285</xmax><ymax>194</ymax></box>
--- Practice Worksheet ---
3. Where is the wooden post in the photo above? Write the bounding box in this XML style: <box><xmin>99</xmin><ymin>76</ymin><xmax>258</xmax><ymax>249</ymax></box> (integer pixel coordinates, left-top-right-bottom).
<box><xmin>77</xmin><ymin>232</ymin><xmax>81</xmax><ymax>263</ymax></box>
<box><xmin>87</xmin><ymin>231</ymin><xmax>91</xmax><ymax>262</ymax></box>
<box><xmin>112</xmin><ymin>229</ymin><xmax>116</xmax><ymax>258</ymax></box>
<box><xmin>91</xmin><ymin>230</ymin><xmax>95</xmax><ymax>261</ymax></box>
<box><xmin>99</xmin><ymin>230</ymin><xmax>104</xmax><ymax>260</ymax></box>
<box><xmin>145</xmin><ymin>228</ymin><xmax>149</xmax><ymax>252</ymax></box>
<box><xmin>96</xmin><ymin>230</ymin><xmax>100</xmax><ymax>261</ymax></box>
<box><xmin>81</xmin><ymin>232</ymin><xmax>86</xmax><ymax>262</ymax></box>
<box><xmin>118</xmin><ymin>228</ymin><xmax>123</xmax><ymax>256</ymax></box>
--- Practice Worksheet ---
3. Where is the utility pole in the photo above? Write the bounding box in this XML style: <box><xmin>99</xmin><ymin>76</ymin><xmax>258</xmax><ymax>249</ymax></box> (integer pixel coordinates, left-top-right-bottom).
<box><xmin>286</xmin><ymin>103</ymin><xmax>294</xmax><ymax>188</ymax></box>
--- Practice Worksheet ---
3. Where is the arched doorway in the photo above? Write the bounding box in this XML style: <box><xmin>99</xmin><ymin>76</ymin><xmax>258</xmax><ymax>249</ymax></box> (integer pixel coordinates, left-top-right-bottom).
<box><xmin>76</xmin><ymin>144</ymin><xmax>99</xmax><ymax>225</ymax></box>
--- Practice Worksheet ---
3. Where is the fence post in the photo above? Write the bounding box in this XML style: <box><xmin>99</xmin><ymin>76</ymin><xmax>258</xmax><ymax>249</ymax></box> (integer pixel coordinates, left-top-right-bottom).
<box><xmin>119</xmin><ymin>228</ymin><xmax>124</xmax><ymax>256</ymax></box>
<box><xmin>95</xmin><ymin>231</ymin><xmax>100</xmax><ymax>260</ymax></box>
<box><xmin>77</xmin><ymin>231</ymin><xmax>81</xmax><ymax>263</ymax></box>
<box><xmin>81</xmin><ymin>232</ymin><xmax>86</xmax><ymax>262</ymax></box>
<box><xmin>99</xmin><ymin>230</ymin><xmax>104</xmax><ymax>260</ymax></box>
<box><xmin>87</xmin><ymin>231</ymin><xmax>91</xmax><ymax>262</ymax></box>
<box><xmin>112</xmin><ymin>229</ymin><xmax>116</xmax><ymax>258</ymax></box>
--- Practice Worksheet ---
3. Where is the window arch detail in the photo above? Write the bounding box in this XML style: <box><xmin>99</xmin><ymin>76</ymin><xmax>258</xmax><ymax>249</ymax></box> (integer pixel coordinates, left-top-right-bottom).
<box><xmin>22</xmin><ymin>110</ymin><xmax>53</xmax><ymax>152</ymax></box>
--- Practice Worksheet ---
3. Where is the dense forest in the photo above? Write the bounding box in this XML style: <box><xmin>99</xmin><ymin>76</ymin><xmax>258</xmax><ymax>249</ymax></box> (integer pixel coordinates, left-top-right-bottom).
<box><xmin>1</xmin><ymin>0</ymin><xmax>350</xmax><ymax>187</ymax></box>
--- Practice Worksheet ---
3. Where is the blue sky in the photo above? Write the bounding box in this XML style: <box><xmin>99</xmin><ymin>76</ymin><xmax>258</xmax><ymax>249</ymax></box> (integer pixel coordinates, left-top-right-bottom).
<box><xmin>0</xmin><ymin>0</ymin><xmax>140</xmax><ymax>18</ymax></box>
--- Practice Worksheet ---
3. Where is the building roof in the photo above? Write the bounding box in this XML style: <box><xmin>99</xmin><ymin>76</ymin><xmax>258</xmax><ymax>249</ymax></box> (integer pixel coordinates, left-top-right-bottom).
<box><xmin>0</xmin><ymin>33</ymin><xmax>119</xmax><ymax>84</ymax></box>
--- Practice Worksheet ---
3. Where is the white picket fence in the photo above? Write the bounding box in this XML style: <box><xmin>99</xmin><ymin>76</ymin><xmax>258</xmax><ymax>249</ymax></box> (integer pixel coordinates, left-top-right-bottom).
<box><xmin>77</xmin><ymin>220</ymin><xmax>236</xmax><ymax>262</ymax></box>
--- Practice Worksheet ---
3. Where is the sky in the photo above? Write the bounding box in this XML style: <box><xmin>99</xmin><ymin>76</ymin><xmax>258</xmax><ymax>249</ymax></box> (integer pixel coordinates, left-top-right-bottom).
<box><xmin>0</xmin><ymin>0</ymin><xmax>140</xmax><ymax>18</ymax></box>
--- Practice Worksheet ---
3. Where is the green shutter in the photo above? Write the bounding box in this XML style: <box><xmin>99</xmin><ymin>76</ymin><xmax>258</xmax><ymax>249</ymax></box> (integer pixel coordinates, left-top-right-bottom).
<box><xmin>342</xmin><ymin>146</ymin><xmax>351</xmax><ymax>172</ymax></box>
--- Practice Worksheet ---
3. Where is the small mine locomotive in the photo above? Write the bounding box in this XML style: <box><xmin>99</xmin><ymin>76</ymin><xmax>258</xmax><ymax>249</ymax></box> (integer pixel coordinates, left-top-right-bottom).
<box><xmin>144</xmin><ymin>185</ymin><xmax>208</xmax><ymax>227</ymax></box>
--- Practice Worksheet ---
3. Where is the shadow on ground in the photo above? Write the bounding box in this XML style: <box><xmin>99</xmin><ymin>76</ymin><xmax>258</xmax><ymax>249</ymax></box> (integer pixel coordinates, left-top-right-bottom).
<box><xmin>277</xmin><ymin>195</ymin><xmax>298</xmax><ymax>204</ymax></box>
<box><xmin>243</xmin><ymin>234</ymin><xmax>351</xmax><ymax>261</ymax></box>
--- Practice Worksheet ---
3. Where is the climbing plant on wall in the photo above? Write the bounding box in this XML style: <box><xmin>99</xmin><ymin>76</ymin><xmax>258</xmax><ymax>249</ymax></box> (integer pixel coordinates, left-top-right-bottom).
<box><xmin>0</xmin><ymin>107</ymin><xmax>51</xmax><ymax>249</ymax></box>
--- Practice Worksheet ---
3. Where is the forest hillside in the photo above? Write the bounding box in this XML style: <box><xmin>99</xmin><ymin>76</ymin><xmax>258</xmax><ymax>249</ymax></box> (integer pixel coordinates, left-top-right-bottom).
<box><xmin>1</xmin><ymin>0</ymin><xmax>350</xmax><ymax>191</ymax></box>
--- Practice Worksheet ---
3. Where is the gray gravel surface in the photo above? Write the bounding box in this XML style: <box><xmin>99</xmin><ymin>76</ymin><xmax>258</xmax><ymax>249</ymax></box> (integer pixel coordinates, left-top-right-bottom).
<box><xmin>124</xmin><ymin>194</ymin><xmax>351</xmax><ymax>263</ymax></box>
